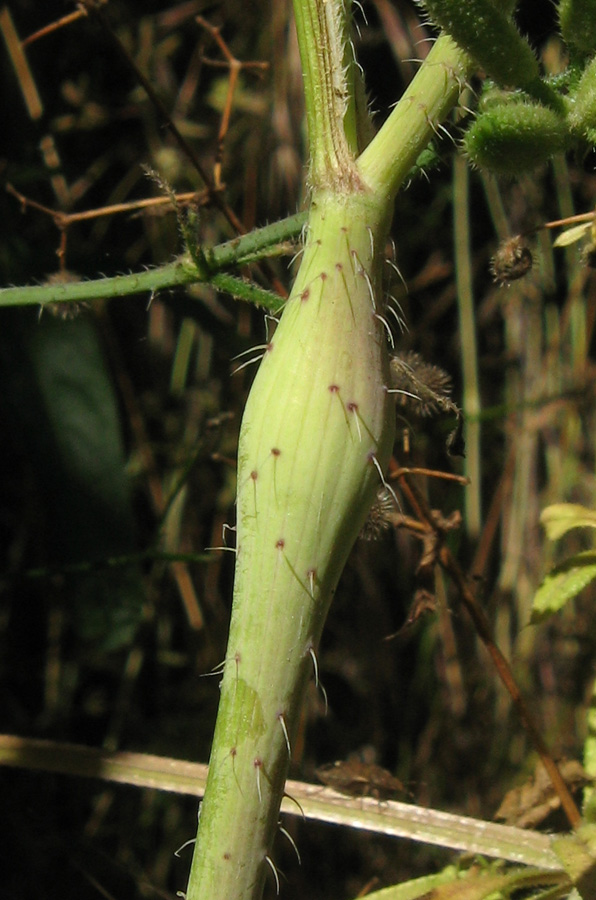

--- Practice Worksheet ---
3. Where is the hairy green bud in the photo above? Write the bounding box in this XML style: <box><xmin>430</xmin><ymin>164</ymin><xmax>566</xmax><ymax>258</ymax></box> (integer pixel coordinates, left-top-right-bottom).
<box><xmin>464</xmin><ymin>101</ymin><xmax>570</xmax><ymax>174</ymax></box>
<box><xmin>420</xmin><ymin>0</ymin><xmax>564</xmax><ymax>111</ymax></box>
<box><xmin>568</xmin><ymin>55</ymin><xmax>596</xmax><ymax>145</ymax></box>
<box><xmin>559</xmin><ymin>0</ymin><xmax>596</xmax><ymax>58</ymax></box>
<box><xmin>421</xmin><ymin>1</ymin><xmax>537</xmax><ymax>87</ymax></box>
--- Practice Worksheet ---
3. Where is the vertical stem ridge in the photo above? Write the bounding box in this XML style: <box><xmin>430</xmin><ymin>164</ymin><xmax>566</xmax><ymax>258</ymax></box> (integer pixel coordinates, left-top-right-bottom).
<box><xmin>292</xmin><ymin>0</ymin><xmax>362</xmax><ymax>188</ymax></box>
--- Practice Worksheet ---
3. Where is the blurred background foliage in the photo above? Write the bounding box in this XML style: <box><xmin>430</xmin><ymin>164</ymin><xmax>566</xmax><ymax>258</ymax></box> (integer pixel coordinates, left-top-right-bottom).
<box><xmin>1</xmin><ymin>0</ymin><xmax>596</xmax><ymax>897</ymax></box>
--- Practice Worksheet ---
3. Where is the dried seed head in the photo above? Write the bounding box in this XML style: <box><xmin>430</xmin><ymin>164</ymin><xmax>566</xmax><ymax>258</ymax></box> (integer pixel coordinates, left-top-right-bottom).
<box><xmin>390</xmin><ymin>351</ymin><xmax>453</xmax><ymax>417</ymax></box>
<box><xmin>490</xmin><ymin>235</ymin><xmax>533</xmax><ymax>284</ymax></box>
<box><xmin>43</xmin><ymin>271</ymin><xmax>88</xmax><ymax>319</ymax></box>
<box><xmin>360</xmin><ymin>487</ymin><xmax>398</xmax><ymax>540</ymax></box>
<box><xmin>390</xmin><ymin>352</ymin><xmax>465</xmax><ymax>456</ymax></box>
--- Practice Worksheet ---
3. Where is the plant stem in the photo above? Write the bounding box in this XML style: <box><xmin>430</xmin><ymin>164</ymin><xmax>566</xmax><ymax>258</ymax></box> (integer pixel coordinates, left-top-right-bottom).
<box><xmin>357</xmin><ymin>35</ymin><xmax>470</xmax><ymax>196</ymax></box>
<box><xmin>185</xmin><ymin>4</ymin><xmax>474</xmax><ymax>899</ymax></box>
<box><xmin>0</xmin><ymin>734</ymin><xmax>564</xmax><ymax>869</ymax></box>
<box><xmin>292</xmin><ymin>0</ymin><xmax>361</xmax><ymax>187</ymax></box>
<box><xmin>0</xmin><ymin>212</ymin><xmax>306</xmax><ymax>311</ymax></box>
<box><xmin>453</xmin><ymin>153</ymin><xmax>481</xmax><ymax>537</ymax></box>
<box><xmin>185</xmin><ymin>186</ymin><xmax>395</xmax><ymax>900</ymax></box>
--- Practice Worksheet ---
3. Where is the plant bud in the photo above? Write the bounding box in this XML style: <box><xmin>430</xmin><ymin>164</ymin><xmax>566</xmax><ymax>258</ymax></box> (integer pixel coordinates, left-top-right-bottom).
<box><xmin>464</xmin><ymin>101</ymin><xmax>569</xmax><ymax>174</ymax></box>
<box><xmin>559</xmin><ymin>0</ymin><xmax>596</xmax><ymax>58</ymax></box>
<box><xmin>568</xmin><ymin>56</ymin><xmax>596</xmax><ymax>145</ymax></box>
<box><xmin>421</xmin><ymin>0</ymin><xmax>540</xmax><ymax>90</ymax></box>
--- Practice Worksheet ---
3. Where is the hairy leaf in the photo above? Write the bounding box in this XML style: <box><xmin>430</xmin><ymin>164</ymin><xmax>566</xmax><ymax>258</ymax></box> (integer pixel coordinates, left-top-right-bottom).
<box><xmin>532</xmin><ymin>551</ymin><xmax>596</xmax><ymax>622</ymax></box>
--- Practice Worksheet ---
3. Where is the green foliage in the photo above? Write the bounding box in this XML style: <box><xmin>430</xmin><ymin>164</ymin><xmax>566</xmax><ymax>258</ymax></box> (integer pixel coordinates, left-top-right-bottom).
<box><xmin>360</xmin><ymin>865</ymin><xmax>462</xmax><ymax>900</ymax></box>
<box><xmin>559</xmin><ymin>0</ymin><xmax>596</xmax><ymax>59</ymax></box>
<box><xmin>363</xmin><ymin>864</ymin><xmax>569</xmax><ymax>900</ymax></box>
<box><xmin>532</xmin><ymin>504</ymin><xmax>596</xmax><ymax>624</ymax></box>
<box><xmin>21</xmin><ymin>313</ymin><xmax>143</xmax><ymax>649</ymax></box>
<box><xmin>464</xmin><ymin>100</ymin><xmax>570</xmax><ymax>174</ymax></box>
<box><xmin>568</xmin><ymin>56</ymin><xmax>596</xmax><ymax>145</ymax></box>
<box><xmin>532</xmin><ymin>551</ymin><xmax>596</xmax><ymax>623</ymax></box>
<box><xmin>541</xmin><ymin>504</ymin><xmax>596</xmax><ymax>541</ymax></box>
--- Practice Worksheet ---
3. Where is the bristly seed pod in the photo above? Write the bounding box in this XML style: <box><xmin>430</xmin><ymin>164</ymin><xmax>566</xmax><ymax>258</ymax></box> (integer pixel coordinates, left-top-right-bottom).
<box><xmin>464</xmin><ymin>101</ymin><xmax>570</xmax><ymax>175</ymax></box>
<box><xmin>361</xmin><ymin>486</ymin><xmax>399</xmax><ymax>539</ymax></box>
<box><xmin>567</xmin><ymin>56</ymin><xmax>596</xmax><ymax>146</ymax></box>
<box><xmin>490</xmin><ymin>236</ymin><xmax>533</xmax><ymax>284</ymax></box>
<box><xmin>559</xmin><ymin>0</ymin><xmax>596</xmax><ymax>59</ymax></box>
<box><xmin>390</xmin><ymin>351</ymin><xmax>454</xmax><ymax>417</ymax></box>
<box><xmin>389</xmin><ymin>351</ymin><xmax>464</xmax><ymax>457</ymax></box>
<box><xmin>420</xmin><ymin>0</ymin><xmax>555</xmax><ymax>109</ymax></box>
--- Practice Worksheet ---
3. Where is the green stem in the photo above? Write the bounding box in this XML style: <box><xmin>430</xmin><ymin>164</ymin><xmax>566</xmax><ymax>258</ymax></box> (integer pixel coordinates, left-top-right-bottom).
<box><xmin>292</xmin><ymin>0</ymin><xmax>362</xmax><ymax>187</ymax></box>
<box><xmin>0</xmin><ymin>257</ymin><xmax>197</xmax><ymax>309</ymax></box>
<box><xmin>357</xmin><ymin>35</ymin><xmax>471</xmax><ymax>197</ymax></box>
<box><xmin>185</xmin><ymin>4</ymin><xmax>473</xmax><ymax>899</ymax></box>
<box><xmin>0</xmin><ymin>212</ymin><xmax>306</xmax><ymax>310</ymax></box>
<box><xmin>207</xmin><ymin>211</ymin><xmax>306</xmax><ymax>268</ymax></box>
<box><xmin>0</xmin><ymin>734</ymin><xmax>565</xmax><ymax>870</ymax></box>
<box><xmin>453</xmin><ymin>153</ymin><xmax>481</xmax><ymax>537</ymax></box>
<box><xmin>186</xmin><ymin>187</ymin><xmax>395</xmax><ymax>900</ymax></box>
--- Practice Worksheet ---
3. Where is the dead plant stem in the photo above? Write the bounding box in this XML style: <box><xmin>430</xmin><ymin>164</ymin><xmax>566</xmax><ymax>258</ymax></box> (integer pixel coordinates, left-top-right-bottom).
<box><xmin>396</xmin><ymin>471</ymin><xmax>582</xmax><ymax>829</ymax></box>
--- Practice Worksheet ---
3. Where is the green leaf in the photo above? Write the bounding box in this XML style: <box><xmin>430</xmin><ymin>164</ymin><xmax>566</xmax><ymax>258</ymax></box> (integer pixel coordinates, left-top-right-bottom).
<box><xmin>531</xmin><ymin>551</ymin><xmax>596</xmax><ymax>622</ymax></box>
<box><xmin>552</xmin><ymin>824</ymin><xmax>596</xmax><ymax>900</ymax></box>
<box><xmin>20</xmin><ymin>312</ymin><xmax>144</xmax><ymax>650</ymax></box>
<box><xmin>553</xmin><ymin>223</ymin><xmax>593</xmax><ymax>248</ymax></box>
<box><xmin>540</xmin><ymin>503</ymin><xmax>596</xmax><ymax>540</ymax></box>
<box><xmin>360</xmin><ymin>866</ymin><xmax>567</xmax><ymax>900</ymax></box>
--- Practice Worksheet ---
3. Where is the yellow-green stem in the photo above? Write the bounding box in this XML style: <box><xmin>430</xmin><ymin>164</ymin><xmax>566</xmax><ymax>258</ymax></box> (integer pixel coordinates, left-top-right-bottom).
<box><xmin>186</xmin><ymin>188</ymin><xmax>394</xmax><ymax>900</ymax></box>
<box><xmin>453</xmin><ymin>154</ymin><xmax>481</xmax><ymax>537</ymax></box>
<box><xmin>292</xmin><ymin>0</ymin><xmax>361</xmax><ymax>187</ymax></box>
<box><xmin>185</xmin><ymin>5</ymin><xmax>472</xmax><ymax>898</ymax></box>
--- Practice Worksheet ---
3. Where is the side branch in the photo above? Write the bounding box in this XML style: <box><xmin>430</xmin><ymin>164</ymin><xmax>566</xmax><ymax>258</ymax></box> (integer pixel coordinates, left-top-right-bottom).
<box><xmin>0</xmin><ymin>212</ymin><xmax>307</xmax><ymax>311</ymax></box>
<box><xmin>357</xmin><ymin>34</ymin><xmax>471</xmax><ymax>197</ymax></box>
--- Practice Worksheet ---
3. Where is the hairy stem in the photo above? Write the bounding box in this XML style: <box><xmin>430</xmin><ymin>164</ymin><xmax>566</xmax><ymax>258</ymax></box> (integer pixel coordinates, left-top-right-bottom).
<box><xmin>185</xmin><ymin>5</ymin><xmax>473</xmax><ymax>899</ymax></box>
<box><xmin>292</xmin><ymin>0</ymin><xmax>361</xmax><ymax>187</ymax></box>
<box><xmin>0</xmin><ymin>212</ymin><xmax>306</xmax><ymax>311</ymax></box>
<box><xmin>186</xmin><ymin>186</ymin><xmax>395</xmax><ymax>900</ymax></box>
<box><xmin>357</xmin><ymin>34</ymin><xmax>470</xmax><ymax>197</ymax></box>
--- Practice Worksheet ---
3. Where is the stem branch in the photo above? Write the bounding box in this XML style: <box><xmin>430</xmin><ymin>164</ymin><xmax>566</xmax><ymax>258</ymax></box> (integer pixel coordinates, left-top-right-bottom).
<box><xmin>0</xmin><ymin>212</ymin><xmax>306</xmax><ymax>310</ymax></box>
<box><xmin>357</xmin><ymin>35</ymin><xmax>470</xmax><ymax>196</ymax></box>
